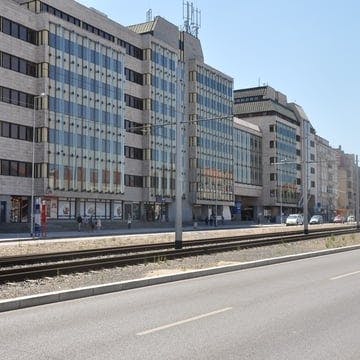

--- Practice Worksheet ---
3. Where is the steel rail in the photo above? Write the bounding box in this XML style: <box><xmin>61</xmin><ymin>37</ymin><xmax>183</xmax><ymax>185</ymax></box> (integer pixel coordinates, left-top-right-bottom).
<box><xmin>0</xmin><ymin>227</ymin><xmax>358</xmax><ymax>284</ymax></box>
<box><xmin>0</xmin><ymin>225</ymin><xmax>354</xmax><ymax>267</ymax></box>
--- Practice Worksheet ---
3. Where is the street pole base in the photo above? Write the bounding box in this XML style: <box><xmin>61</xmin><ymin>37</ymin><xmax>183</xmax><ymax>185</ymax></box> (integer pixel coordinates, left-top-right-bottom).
<box><xmin>175</xmin><ymin>240</ymin><xmax>182</xmax><ymax>250</ymax></box>
<box><xmin>304</xmin><ymin>228</ymin><xmax>309</xmax><ymax>235</ymax></box>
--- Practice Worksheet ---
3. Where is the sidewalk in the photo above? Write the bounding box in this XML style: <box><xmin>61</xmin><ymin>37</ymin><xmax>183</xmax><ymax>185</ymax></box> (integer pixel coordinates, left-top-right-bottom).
<box><xmin>0</xmin><ymin>221</ymin><xmax>280</xmax><ymax>242</ymax></box>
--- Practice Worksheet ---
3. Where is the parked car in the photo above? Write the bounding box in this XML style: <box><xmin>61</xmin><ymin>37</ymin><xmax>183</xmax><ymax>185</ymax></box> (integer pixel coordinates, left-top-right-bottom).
<box><xmin>333</xmin><ymin>215</ymin><xmax>345</xmax><ymax>223</ymax></box>
<box><xmin>285</xmin><ymin>214</ymin><xmax>304</xmax><ymax>226</ymax></box>
<box><xmin>347</xmin><ymin>215</ymin><xmax>355</xmax><ymax>222</ymax></box>
<box><xmin>309</xmin><ymin>215</ymin><xmax>324</xmax><ymax>224</ymax></box>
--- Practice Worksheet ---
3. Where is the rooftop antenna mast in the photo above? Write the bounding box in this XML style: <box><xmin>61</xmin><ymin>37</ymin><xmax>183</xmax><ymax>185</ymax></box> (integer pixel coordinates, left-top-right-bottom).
<box><xmin>146</xmin><ymin>9</ymin><xmax>152</xmax><ymax>22</ymax></box>
<box><xmin>182</xmin><ymin>1</ymin><xmax>201</xmax><ymax>38</ymax></box>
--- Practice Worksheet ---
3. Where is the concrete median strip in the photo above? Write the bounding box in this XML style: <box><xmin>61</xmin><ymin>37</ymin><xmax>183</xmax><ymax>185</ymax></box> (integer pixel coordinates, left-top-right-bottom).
<box><xmin>1</xmin><ymin>244</ymin><xmax>360</xmax><ymax>313</ymax></box>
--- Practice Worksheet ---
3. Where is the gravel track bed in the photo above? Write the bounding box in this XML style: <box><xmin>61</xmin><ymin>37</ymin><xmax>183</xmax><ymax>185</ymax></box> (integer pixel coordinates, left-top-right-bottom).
<box><xmin>1</xmin><ymin>233</ymin><xmax>359</xmax><ymax>300</ymax></box>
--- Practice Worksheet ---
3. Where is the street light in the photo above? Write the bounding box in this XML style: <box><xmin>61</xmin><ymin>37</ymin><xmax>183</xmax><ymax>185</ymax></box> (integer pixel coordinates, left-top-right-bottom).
<box><xmin>355</xmin><ymin>155</ymin><xmax>359</xmax><ymax>229</ymax></box>
<box><xmin>30</xmin><ymin>92</ymin><xmax>46</xmax><ymax>238</ymax></box>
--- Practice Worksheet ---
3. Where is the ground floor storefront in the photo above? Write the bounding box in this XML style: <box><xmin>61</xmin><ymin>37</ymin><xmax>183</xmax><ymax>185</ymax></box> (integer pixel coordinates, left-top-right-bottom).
<box><xmin>0</xmin><ymin>195</ymin><xmax>173</xmax><ymax>224</ymax></box>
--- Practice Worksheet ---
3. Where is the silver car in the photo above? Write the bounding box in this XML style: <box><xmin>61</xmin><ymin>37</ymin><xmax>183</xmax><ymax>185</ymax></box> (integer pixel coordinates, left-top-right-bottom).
<box><xmin>309</xmin><ymin>215</ymin><xmax>323</xmax><ymax>224</ymax></box>
<box><xmin>285</xmin><ymin>214</ymin><xmax>304</xmax><ymax>226</ymax></box>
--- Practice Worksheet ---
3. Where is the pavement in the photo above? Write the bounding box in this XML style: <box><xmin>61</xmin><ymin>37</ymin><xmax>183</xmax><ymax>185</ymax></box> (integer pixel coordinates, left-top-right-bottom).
<box><xmin>0</xmin><ymin>221</ymin><xmax>279</xmax><ymax>242</ymax></box>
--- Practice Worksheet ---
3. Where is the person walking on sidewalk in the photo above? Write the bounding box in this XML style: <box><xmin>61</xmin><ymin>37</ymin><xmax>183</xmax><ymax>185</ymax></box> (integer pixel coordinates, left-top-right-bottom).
<box><xmin>76</xmin><ymin>215</ymin><xmax>83</xmax><ymax>231</ymax></box>
<box><xmin>127</xmin><ymin>214</ymin><xmax>132</xmax><ymax>229</ymax></box>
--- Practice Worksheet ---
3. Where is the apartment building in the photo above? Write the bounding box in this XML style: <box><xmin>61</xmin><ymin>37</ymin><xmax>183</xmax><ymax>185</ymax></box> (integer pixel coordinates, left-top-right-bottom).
<box><xmin>315</xmin><ymin>135</ymin><xmax>338</xmax><ymax>221</ymax></box>
<box><xmin>289</xmin><ymin>103</ymin><xmax>317</xmax><ymax>216</ymax></box>
<box><xmin>0</xmin><ymin>0</ymin><xmax>233</xmax><ymax>224</ymax></box>
<box><xmin>334</xmin><ymin>147</ymin><xmax>357</xmax><ymax>218</ymax></box>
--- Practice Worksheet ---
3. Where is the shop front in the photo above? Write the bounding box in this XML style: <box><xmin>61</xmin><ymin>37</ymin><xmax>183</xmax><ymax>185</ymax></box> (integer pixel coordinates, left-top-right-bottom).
<box><xmin>10</xmin><ymin>196</ymin><xmax>29</xmax><ymax>223</ymax></box>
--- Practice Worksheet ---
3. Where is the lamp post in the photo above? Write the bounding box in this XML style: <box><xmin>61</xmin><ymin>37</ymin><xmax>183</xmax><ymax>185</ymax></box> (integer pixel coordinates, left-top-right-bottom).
<box><xmin>355</xmin><ymin>155</ymin><xmax>359</xmax><ymax>229</ymax></box>
<box><xmin>30</xmin><ymin>92</ymin><xmax>46</xmax><ymax>238</ymax></box>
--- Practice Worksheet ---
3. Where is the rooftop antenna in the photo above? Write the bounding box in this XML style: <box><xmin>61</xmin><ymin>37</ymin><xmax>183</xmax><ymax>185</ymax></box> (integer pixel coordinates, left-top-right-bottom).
<box><xmin>182</xmin><ymin>1</ymin><xmax>201</xmax><ymax>38</ymax></box>
<box><xmin>146</xmin><ymin>9</ymin><xmax>152</xmax><ymax>22</ymax></box>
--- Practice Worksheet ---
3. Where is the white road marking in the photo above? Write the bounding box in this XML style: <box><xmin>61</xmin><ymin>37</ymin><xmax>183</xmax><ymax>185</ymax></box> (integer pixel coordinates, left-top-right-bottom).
<box><xmin>330</xmin><ymin>270</ymin><xmax>360</xmax><ymax>280</ymax></box>
<box><xmin>136</xmin><ymin>307</ymin><xmax>233</xmax><ymax>336</ymax></box>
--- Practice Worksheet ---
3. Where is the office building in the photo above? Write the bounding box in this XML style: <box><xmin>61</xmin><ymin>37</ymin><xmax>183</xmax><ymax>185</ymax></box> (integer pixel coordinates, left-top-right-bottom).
<box><xmin>234</xmin><ymin>86</ymin><xmax>304</xmax><ymax>221</ymax></box>
<box><xmin>0</xmin><ymin>0</ymin><xmax>233</xmax><ymax>224</ymax></box>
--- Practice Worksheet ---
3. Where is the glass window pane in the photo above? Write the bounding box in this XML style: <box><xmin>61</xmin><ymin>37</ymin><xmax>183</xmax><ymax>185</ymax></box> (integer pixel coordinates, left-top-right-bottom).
<box><xmin>1</xmin><ymin>122</ymin><xmax>10</xmax><ymax>137</ymax></box>
<box><xmin>11</xmin><ymin>22</ymin><xmax>19</xmax><ymax>38</ymax></box>
<box><xmin>19</xmin><ymin>92</ymin><xmax>26</xmax><ymax>107</ymax></box>
<box><xmin>2</xmin><ymin>53</ymin><xmax>11</xmax><ymax>69</ymax></box>
<box><xmin>18</xmin><ymin>162</ymin><xmax>26</xmax><ymax>177</ymax></box>
<box><xmin>10</xmin><ymin>161</ymin><xmax>18</xmax><ymax>176</ymax></box>
<box><xmin>10</xmin><ymin>123</ymin><xmax>18</xmax><ymax>138</ymax></box>
<box><xmin>2</xmin><ymin>19</ymin><xmax>11</xmax><ymax>35</ymax></box>
<box><xmin>19</xmin><ymin>25</ymin><xmax>27</xmax><ymax>41</ymax></box>
<box><xmin>10</xmin><ymin>89</ymin><xmax>19</xmax><ymax>105</ymax></box>
<box><xmin>19</xmin><ymin>125</ymin><xmax>26</xmax><ymax>140</ymax></box>
<box><xmin>1</xmin><ymin>160</ymin><xmax>10</xmax><ymax>175</ymax></box>
<box><xmin>19</xmin><ymin>59</ymin><xmax>27</xmax><ymax>74</ymax></box>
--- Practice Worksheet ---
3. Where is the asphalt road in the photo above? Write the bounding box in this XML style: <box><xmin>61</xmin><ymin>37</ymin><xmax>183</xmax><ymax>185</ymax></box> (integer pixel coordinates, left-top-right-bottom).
<box><xmin>1</xmin><ymin>250</ymin><xmax>360</xmax><ymax>359</ymax></box>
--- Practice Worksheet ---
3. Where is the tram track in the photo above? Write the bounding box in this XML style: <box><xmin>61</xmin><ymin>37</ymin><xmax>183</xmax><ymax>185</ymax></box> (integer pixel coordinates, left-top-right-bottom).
<box><xmin>0</xmin><ymin>226</ymin><xmax>358</xmax><ymax>284</ymax></box>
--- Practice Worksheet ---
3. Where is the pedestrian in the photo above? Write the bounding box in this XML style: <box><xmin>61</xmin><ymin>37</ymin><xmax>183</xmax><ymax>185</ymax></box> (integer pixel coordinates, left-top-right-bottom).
<box><xmin>96</xmin><ymin>217</ymin><xmax>102</xmax><ymax>230</ymax></box>
<box><xmin>76</xmin><ymin>215</ymin><xmax>82</xmax><ymax>231</ymax></box>
<box><xmin>127</xmin><ymin>214</ymin><xmax>132</xmax><ymax>229</ymax></box>
<box><xmin>90</xmin><ymin>215</ymin><xmax>95</xmax><ymax>231</ymax></box>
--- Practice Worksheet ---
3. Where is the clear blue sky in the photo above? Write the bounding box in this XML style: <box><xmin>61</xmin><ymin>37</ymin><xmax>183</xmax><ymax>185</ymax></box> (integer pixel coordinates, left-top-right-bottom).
<box><xmin>77</xmin><ymin>0</ymin><xmax>360</xmax><ymax>155</ymax></box>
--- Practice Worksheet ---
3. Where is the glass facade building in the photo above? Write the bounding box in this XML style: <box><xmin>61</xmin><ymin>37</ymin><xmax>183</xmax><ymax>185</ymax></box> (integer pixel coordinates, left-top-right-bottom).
<box><xmin>234</xmin><ymin>127</ymin><xmax>262</xmax><ymax>186</ymax></box>
<box><xmin>188</xmin><ymin>62</ymin><xmax>234</xmax><ymax>219</ymax></box>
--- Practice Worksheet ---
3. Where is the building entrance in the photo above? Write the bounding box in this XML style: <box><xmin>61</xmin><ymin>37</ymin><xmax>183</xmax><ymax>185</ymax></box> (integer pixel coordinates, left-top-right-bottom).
<box><xmin>0</xmin><ymin>201</ymin><xmax>6</xmax><ymax>223</ymax></box>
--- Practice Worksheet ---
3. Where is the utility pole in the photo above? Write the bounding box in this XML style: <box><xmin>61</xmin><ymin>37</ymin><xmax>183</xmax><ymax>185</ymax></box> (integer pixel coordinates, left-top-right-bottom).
<box><xmin>356</xmin><ymin>155</ymin><xmax>359</xmax><ymax>229</ymax></box>
<box><xmin>302</xmin><ymin>119</ymin><xmax>309</xmax><ymax>234</ymax></box>
<box><xmin>175</xmin><ymin>62</ymin><xmax>183</xmax><ymax>249</ymax></box>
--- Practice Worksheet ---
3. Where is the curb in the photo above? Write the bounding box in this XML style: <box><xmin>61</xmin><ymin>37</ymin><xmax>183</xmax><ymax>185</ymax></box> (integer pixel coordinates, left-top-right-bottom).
<box><xmin>1</xmin><ymin>244</ymin><xmax>360</xmax><ymax>313</ymax></box>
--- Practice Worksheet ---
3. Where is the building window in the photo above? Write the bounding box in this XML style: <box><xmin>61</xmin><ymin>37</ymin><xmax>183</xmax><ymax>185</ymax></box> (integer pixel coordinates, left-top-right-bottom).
<box><xmin>125</xmin><ymin>68</ymin><xmax>143</xmax><ymax>85</ymax></box>
<box><xmin>124</xmin><ymin>119</ymin><xmax>143</xmax><ymax>135</ymax></box>
<box><xmin>124</xmin><ymin>174</ymin><xmax>143</xmax><ymax>188</ymax></box>
<box><xmin>0</xmin><ymin>159</ymin><xmax>34</xmax><ymax>178</ymax></box>
<box><xmin>124</xmin><ymin>146</ymin><xmax>143</xmax><ymax>160</ymax></box>
<box><xmin>1</xmin><ymin>17</ymin><xmax>37</xmax><ymax>45</ymax></box>
<box><xmin>0</xmin><ymin>86</ymin><xmax>34</xmax><ymax>108</ymax></box>
<box><xmin>124</xmin><ymin>94</ymin><xmax>143</xmax><ymax>110</ymax></box>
